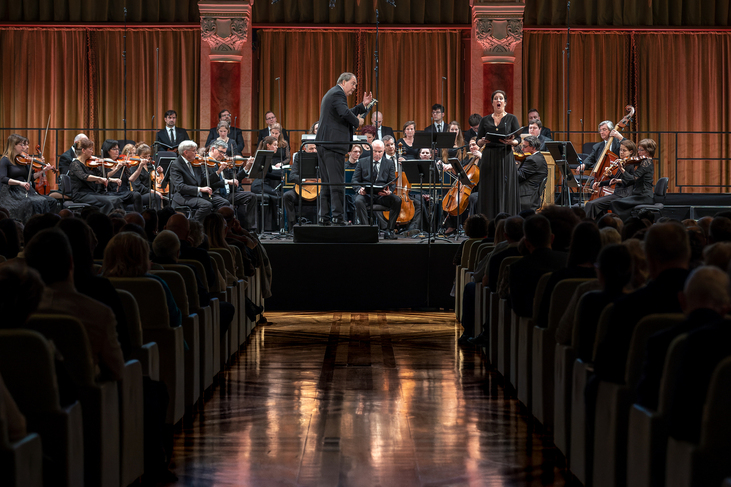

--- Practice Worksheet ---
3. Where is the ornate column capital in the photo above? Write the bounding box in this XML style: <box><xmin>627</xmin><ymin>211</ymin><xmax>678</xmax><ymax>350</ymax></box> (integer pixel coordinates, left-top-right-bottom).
<box><xmin>471</xmin><ymin>0</ymin><xmax>525</xmax><ymax>62</ymax></box>
<box><xmin>199</xmin><ymin>0</ymin><xmax>254</xmax><ymax>61</ymax></box>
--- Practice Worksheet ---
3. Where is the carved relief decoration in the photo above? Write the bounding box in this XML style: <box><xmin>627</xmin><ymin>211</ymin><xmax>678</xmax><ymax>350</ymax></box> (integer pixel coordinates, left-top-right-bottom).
<box><xmin>201</xmin><ymin>16</ymin><xmax>249</xmax><ymax>52</ymax></box>
<box><xmin>475</xmin><ymin>18</ymin><xmax>523</xmax><ymax>54</ymax></box>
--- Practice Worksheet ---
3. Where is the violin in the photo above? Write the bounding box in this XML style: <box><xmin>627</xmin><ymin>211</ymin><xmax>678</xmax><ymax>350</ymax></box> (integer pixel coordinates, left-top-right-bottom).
<box><xmin>85</xmin><ymin>157</ymin><xmax>116</xmax><ymax>168</ymax></box>
<box><xmin>15</xmin><ymin>152</ymin><xmax>56</xmax><ymax>172</ymax></box>
<box><xmin>384</xmin><ymin>143</ymin><xmax>415</xmax><ymax>225</ymax></box>
<box><xmin>190</xmin><ymin>155</ymin><xmax>219</xmax><ymax>167</ymax></box>
<box><xmin>118</xmin><ymin>155</ymin><xmax>151</xmax><ymax>167</ymax></box>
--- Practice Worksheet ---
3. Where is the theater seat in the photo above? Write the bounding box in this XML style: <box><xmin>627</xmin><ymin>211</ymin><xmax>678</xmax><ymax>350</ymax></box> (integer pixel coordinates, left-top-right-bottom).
<box><xmin>517</xmin><ymin>272</ymin><xmax>553</xmax><ymax>408</ymax></box>
<box><xmin>0</xmin><ymin>329</ymin><xmax>84</xmax><ymax>487</ymax></box>
<box><xmin>115</xmin><ymin>289</ymin><xmax>160</xmax><ymax>380</ymax></box>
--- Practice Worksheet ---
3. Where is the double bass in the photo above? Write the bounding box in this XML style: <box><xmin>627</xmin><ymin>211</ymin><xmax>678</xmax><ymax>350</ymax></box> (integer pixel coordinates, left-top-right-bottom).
<box><xmin>584</xmin><ymin>105</ymin><xmax>635</xmax><ymax>201</ymax></box>
<box><xmin>441</xmin><ymin>147</ymin><xmax>481</xmax><ymax>216</ymax></box>
<box><xmin>384</xmin><ymin>143</ymin><xmax>415</xmax><ymax>224</ymax></box>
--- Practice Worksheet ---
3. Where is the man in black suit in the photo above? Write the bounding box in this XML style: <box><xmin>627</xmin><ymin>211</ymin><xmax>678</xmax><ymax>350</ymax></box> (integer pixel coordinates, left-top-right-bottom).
<box><xmin>315</xmin><ymin>72</ymin><xmax>371</xmax><ymax>225</ymax></box>
<box><xmin>521</xmin><ymin>109</ymin><xmax>552</xmax><ymax>139</ymax></box>
<box><xmin>527</xmin><ymin>121</ymin><xmax>552</xmax><ymax>150</ymax></box>
<box><xmin>352</xmin><ymin>140</ymin><xmax>401</xmax><ymax>240</ymax></box>
<box><xmin>169</xmin><ymin>140</ymin><xmax>230</xmax><ymax>222</ymax></box>
<box><xmin>204</xmin><ymin>109</ymin><xmax>245</xmax><ymax>153</ymax></box>
<box><xmin>508</xmin><ymin>214</ymin><xmax>568</xmax><ymax>318</ymax></box>
<box><xmin>257</xmin><ymin>111</ymin><xmax>290</xmax><ymax>145</ymax></box>
<box><xmin>423</xmin><ymin>104</ymin><xmax>446</xmax><ymax>133</ymax></box>
<box><xmin>517</xmin><ymin>136</ymin><xmax>548</xmax><ymax>211</ymax></box>
<box><xmin>374</xmin><ymin>111</ymin><xmax>395</xmax><ymax>141</ymax></box>
<box><xmin>155</xmin><ymin>110</ymin><xmax>190</xmax><ymax>152</ymax></box>
<box><xmin>576</xmin><ymin>120</ymin><xmax>623</xmax><ymax>173</ymax></box>
<box><xmin>58</xmin><ymin>133</ymin><xmax>88</xmax><ymax>175</ymax></box>
<box><xmin>464</xmin><ymin>113</ymin><xmax>481</xmax><ymax>141</ymax></box>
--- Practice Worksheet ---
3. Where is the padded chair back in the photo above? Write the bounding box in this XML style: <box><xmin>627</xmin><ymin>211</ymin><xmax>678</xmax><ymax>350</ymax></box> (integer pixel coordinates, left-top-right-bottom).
<box><xmin>654</xmin><ymin>177</ymin><xmax>669</xmax><ymax>199</ymax></box>
<box><xmin>149</xmin><ymin>270</ymin><xmax>189</xmax><ymax>316</ymax></box>
<box><xmin>207</xmin><ymin>253</ymin><xmax>226</xmax><ymax>291</ymax></box>
<box><xmin>547</xmin><ymin>278</ymin><xmax>596</xmax><ymax>332</ymax></box>
<box><xmin>179</xmin><ymin>258</ymin><xmax>210</xmax><ymax>292</ymax></box>
<box><xmin>108</xmin><ymin>277</ymin><xmax>170</xmax><ymax>328</ymax></box>
<box><xmin>461</xmin><ymin>238</ymin><xmax>482</xmax><ymax>268</ymax></box>
<box><xmin>230</xmin><ymin>245</ymin><xmax>247</xmax><ymax>280</ymax></box>
<box><xmin>625</xmin><ymin>313</ymin><xmax>685</xmax><ymax>387</ymax></box>
<box><xmin>658</xmin><ymin>334</ymin><xmax>688</xmax><ymax>415</ymax></box>
<box><xmin>582</xmin><ymin>142</ymin><xmax>595</xmax><ymax>155</ymax></box>
<box><xmin>25</xmin><ymin>314</ymin><xmax>96</xmax><ymax>388</ymax></box>
<box><xmin>592</xmin><ymin>303</ymin><xmax>615</xmax><ymax>361</ymax></box>
<box><xmin>531</xmin><ymin>272</ymin><xmax>553</xmax><ymax>321</ymax></box>
<box><xmin>0</xmin><ymin>255</ymin><xmax>6</xmax><ymax>263</ymax></box>
<box><xmin>160</xmin><ymin>264</ymin><xmax>201</xmax><ymax>309</ymax></box>
<box><xmin>700</xmin><ymin>356</ymin><xmax>731</xmax><ymax>449</ymax></box>
<box><xmin>59</xmin><ymin>174</ymin><xmax>72</xmax><ymax>195</ymax></box>
<box><xmin>211</xmin><ymin>247</ymin><xmax>236</xmax><ymax>276</ymax></box>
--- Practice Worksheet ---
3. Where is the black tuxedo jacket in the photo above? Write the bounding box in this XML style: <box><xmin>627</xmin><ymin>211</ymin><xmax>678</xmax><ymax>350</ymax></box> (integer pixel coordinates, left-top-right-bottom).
<box><xmin>521</xmin><ymin>126</ymin><xmax>552</xmax><ymax>139</ymax></box>
<box><xmin>583</xmin><ymin>138</ymin><xmax>621</xmax><ymax>170</ymax></box>
<box><xmin>205</xmin><ymin>126</ymin><xmax>245</xmax><ymax>152</ymax></box>
<box><xmin>169</xmin><ymin>156</ymin><xmax>224</xmax><ymax>202</ymax></box>
<box><xmin>315</xmin><ymin>85</ymin><xmax>366</xmax><ymax>155</ymax></box>
<box><xmin>156</xmin><ymin>127</ymin><xmax>190</xmax><ymax>150</ymax></box>
<box><xmin>59</xmin><ymin>146</ymin><xmax>76</xmax><ymax>175</ymax></box>
<box><xmin>508</xmin><ymin>248</ymin><xmax>568</xmax><ymax>318</ymax></box>
<box><xmin>377</xmin><ymin>125</ymin><xmax>395</xmax><ymax>140</ymax></box>
<box><xmin>424</xmin><ymin>122</ymin><xmax>447</xmax><ymax>133</ymax></box>
<box><xmin>257</xmin><ymin>127</ymin><xmax>290</xmax><ymax>145</ymax></box>
<box><xmin>517</xmin><ymin>152</ymin><xmax>548</xmax><ymax>210</ymax></box>
<box><xmin>464</xmin><ymin>128</ymin><xmax>479</xmax><ymax>142</ymax></box>
<box><xmin>352</xmin><ymin>156</ymin><xmax>396</xmax><ymax>194</ymax></box>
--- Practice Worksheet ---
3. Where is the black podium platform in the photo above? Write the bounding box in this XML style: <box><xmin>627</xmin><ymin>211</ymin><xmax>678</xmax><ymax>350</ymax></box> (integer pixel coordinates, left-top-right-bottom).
<box><xmin>293</xmin><ymin>225</ymin><xmax>379</xmax><ymax>243</ymax></box>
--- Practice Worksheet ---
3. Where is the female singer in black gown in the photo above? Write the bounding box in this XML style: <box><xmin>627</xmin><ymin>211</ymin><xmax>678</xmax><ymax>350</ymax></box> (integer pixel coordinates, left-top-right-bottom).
<box><xmin>476</xmin><ymin>90</ymin><xmax>521</xmax><ymax>219</ymax></box>
<box><xmin>0</xmin><ymin>134</ymin><xmax>58</xmax><ymax>222</ymax></box>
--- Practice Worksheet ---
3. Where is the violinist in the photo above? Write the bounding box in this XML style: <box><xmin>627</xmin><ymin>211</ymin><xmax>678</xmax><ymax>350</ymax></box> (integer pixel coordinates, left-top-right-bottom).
<box><xmin>209</xmin><ymin>140</ymin><xmax>257</xmax><ymax>232</ymax></box>
<box><xmin>251</xmin><ymin>136</ymin><xmax>283</xmax><ymax>223</ymax></box>
<box><xmin>283</xmin><ymin>143</ymin><xmax>318</xmax><ymax>234</ymax></box>
<box><xmin>609</xmin><ymin>138</ymin><xmax>656</xmax><ymax>221</ymax></box>
<box><xmin>0</xmin><ymin>134</ymin><xmax>58</xmax><ymax>222</ymax></box>
<box><xmin>517</xmin><ymin>136</ymin><xmax>548</xmax><ymax>211</ymax></box>
<box><xmin>576</xmin><ymin>121</ymin><xmax>624</xmax><ymax>173</ymax></box>
<box><xmin>59</xmin><ymin>133</ymin><xmax>88</xmax><ymax>175</ymax></box>
<box><xmin>169</xmin><ymin>140</ymin><xmax>229</xmax><ymax>223</ymax></box>
<box><xmin>584</xmin><ymin>139</ymin><xmax>638</xmax><ymax>220</ymax></box>
<box><xmin>67</xmin><ymin>138</ymin><xmax>123</xmax><ymax>214</ymax></box>
<box><xmin>128</xmin><ymin>144</ymin><xmax>164</xmax><ymax>209</ymax></box>
<box><xmin>102</xmin><ymin>140</ymin><xmax>143</xmax><ymax>213</ymax></box>
<box><xmin>204</xmin><ymin>109</ymin><xmax>245</xmax><ymax>154</ymax></box>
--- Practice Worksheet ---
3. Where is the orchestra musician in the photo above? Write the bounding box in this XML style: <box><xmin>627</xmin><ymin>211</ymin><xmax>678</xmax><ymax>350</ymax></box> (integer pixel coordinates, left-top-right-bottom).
<box><xmin>315</xmin><ymin>72</ymin><xmax>371</xmax><ymax>226</ymax></box>
<box><xmin>128</xmin><ymin>143</ymin><xmax>165</xmax><ymax>209</ymax></box>
<box><xmin>270</xmin><ymin>123</ymin><xmax>290</xmax><ymax>166</ymax></box>
<box><xmin>282</xmin><ymin>143</ymin><xmax>318</xmax><ymax>233</ymax></box>
<box><xmin>59</xmin><ymin>133</ymin><xmax>88</xmax><ymax>175</ymax></box>
<box><xmin>521</xmin><ymin>109</ymin><xmax>552</xmax><ymax>138</ymax></box>
<box><xmin>209</xmin><ymin>139</ymin><xmax>258</xmax><ymax>232</ymax></box>
<box><xmin>67</xmin><ymin>138</ymin><xmax>124</xmax><ymax>214</ymax></box>
<box><xmin>526</xmin><ymin>120</ymin><xmax>552</xmax><ymax>151</ymax></box>
<box><xmin>476</xmin><ymin>89</ymin><xmax>521</xmax><ymax>219</ymax></box>
<box><xmin>251</xmin><ymin>136</ymin><xmax>283</xmax><ymax>231</ymax></box>
<box><xmin>576</xmin><ymin>120</ymin><xmax>623</xmax><ymax>173</ymax></box>
<box><xmin>102</xmin><ymin>139</ymin><xmax>143</xmax><ymax>213</ymax></box>
<box><xmin>359</xmin><ymin>125</ymin><xmax>377</xmax><ymax>160</ymax></box>
<box><xmin>584</xmin><ymin>139</ymin><xmax>639</xmax><ymax>220</ymax></box>
<box><xmin>374</xmin><ymin>111</ymin><xmax>395</xmax><ymax>140</ymax></box>
<box><xmin>384</xmin><ymin>136</ymin><xmax>422</xmax><ymax>232</ymax></box>
<box><xmin>609</xmin><ymin>138</ymin><xmax>657</xmax><ymax>221</ymax></box>
<box><xmin>517</xmin><ymin>136</ymin><xmax>548</xmax><ymax>211</ymax></box>
<box><xmin>464</xmin><ymin>113</ymin><xmax>482</xmax><ymax>142</ymax></box>
<box><xmin>212</xmin><ymin>122</ymin><xmax>240</xmax><ymax>157</ymax></box>
<box><xmin>258</xmin><ymin>111</ymin><xmax>290</xmax><ymax>145</ymax></box>
<box><xmin>396</xmin><ymin>121</ymin><xmax>420</xmax><ymax>160</ymax></box>
<box><xmin>169</xmin><ymin>140</ymin><xmax>229</xmax><ymax>222</ymax></box>
<box><xmin>351</xmin><ymin>140</ymin><xmax>401</xmax><ymax>240</ymax></box>
<box><xmin>444</xmin><ymin>137</ymin><xmax>482</xmax><ymax>235</ymax></box>
<box><xmin>155</xmin><ymin>110</ymin><xmax>190</xmax><ymax>152</ymax></box>
<box><xmin>205</xmin><ymin>109</ymin><xmax>245</xmax><ymax>153</ymax></box>
<box><xmin>0</xmin><ymin>134</ymin><xmax>58</xmax><ymax>222</ymax></box>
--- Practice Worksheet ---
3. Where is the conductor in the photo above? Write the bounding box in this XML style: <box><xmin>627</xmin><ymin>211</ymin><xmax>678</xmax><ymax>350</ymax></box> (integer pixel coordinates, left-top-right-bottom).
<box><xmin>315</xmin><ymin>72</ymin><xmax>372</xmax><ymax>225</ymax></box>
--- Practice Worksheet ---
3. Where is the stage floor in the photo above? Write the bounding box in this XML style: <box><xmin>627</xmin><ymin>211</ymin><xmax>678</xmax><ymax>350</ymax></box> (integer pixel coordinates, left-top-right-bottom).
<box><xmin>262</xmin><ymin>232</ymin><xmax>459</xmax><ymax>311</ymax></box>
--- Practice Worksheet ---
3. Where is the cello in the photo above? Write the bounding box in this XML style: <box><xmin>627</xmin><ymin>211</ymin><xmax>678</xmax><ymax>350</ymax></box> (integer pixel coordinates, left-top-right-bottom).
<box><xmin>584</xmin><ymin>105</ymin><xmax>635</xmax><ymax>202</ymax></box>
<box><xmin>384</xmin><ymin>143</ymin><xmax>415</xmax><ymax>224</ymax></box>
<box><xmin>441</xmin><ymin>145</ymin><xmax>481</xmax><ymax>216</ymax></box>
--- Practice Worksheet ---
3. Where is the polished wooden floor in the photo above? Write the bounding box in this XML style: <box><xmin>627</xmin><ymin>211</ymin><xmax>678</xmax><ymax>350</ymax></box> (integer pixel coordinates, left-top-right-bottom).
<box><xmin>170</xmin><ymin>312</ymin><xmax>568</xmax><ymax>486</ymax></box>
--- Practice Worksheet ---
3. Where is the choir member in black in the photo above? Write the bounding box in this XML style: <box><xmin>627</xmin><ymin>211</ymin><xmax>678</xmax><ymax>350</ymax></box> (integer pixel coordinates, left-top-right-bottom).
<box><xmin>476</xmin><ymin>89</ymin><xmax>521</xmax><ymax>219</ymax></box>
<box><xmin>204</xmin><ymin>109</ymin><xmax>245</xmax><ymax>153</ymax></box>
<box><xmin>169</xmin><ymin>140</ymin><xmax>229</xmax><ymax>222</ymax></box>
<box><xmin>584</xmin><ymin>139</ymin><xmax>638</xmax><ymax>220</ymax></box>
<box><xmin>610</xmin><ymin>138</ymin><xmax>657</xmax><ymax>221</ymax></box>
<box><xmin>213</xmin><ymin>122</ymin><xmax>239</xmax><ymax>157</ymax></box>
<box><xmin>283</xmin><ymin>143</ymin><xmax>318</xmax><ymax>233</ymax></box>
<box><xmin>0</xmin><ymin>134</ymin><xmax>58</xmax><ymax>222</ymax></box>
<box><xmin>67</xmin><ymin>138</ymin><xmax>123</xmax><ymax>214</ymax></box>
<box><xmin>208</xmin><ymin>140</ymin><xmax>257</xmax><ymax>232</ymax></box>
<box><xmin>101</xmin><ymin>139</ymin><xmax>143</xmax><ymax>213</ymax></box>
<box><xmin>464</xmin><ymin>113</ymin><xmax>481</xmax><ymax>142</ymax></box>
<box><xmin>155</xmin><ymin>109</ymin><xmax>189</xmax><ymax>151</ymax></box>
<box><xmin>258</xmin><ymin>111</ymin><xmax>290</xmax><ymax>145</ymax></box>
<box><xmin>128</xmin><ymin>143</ymin><xmax>164</xmax><ymax>209</ymax></box>
<box><xmin>527</xmin><ymin>120</ymin><xmax>552</xmax><ymax>150</ymax></box>
<box><xmin>270</xmin><ymin>123</ymin><xmax>290</xmax><ymax>166</ymax></box>
<box><xmin>396</xmin><ymin>121</ymin><xmax>420</xmax><ymax>160</ymax></box>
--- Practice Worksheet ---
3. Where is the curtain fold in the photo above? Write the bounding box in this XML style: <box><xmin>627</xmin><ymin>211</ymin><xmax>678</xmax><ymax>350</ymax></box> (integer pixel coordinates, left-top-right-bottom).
<box><xmin>0</xmin><ymin>0</ymin><xmax>200</xmax><ymax>22</ymax></box>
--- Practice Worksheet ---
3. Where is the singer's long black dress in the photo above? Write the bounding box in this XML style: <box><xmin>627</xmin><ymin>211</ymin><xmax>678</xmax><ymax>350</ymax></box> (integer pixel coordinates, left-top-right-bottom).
<box><xmin>476</xmin><ymin>113</ymin><xmax>521</xmax><ymax>219</ymax></box>
<box><xmin>0</xmin><ymin>156</ymin><xmax>58</xmax><ymax>222</ymax></box>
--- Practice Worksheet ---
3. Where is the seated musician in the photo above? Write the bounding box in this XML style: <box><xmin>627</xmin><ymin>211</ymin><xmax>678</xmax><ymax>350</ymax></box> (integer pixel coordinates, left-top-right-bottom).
<box><xmin>102</xmin><ymin>139</ymin><xmax>143</xmax><ymax>213</ymax></box>
<box><xmin>464</xmin><ymin>113</ymin><xmax>482</xmax><ymax>142</ymax></box>
<box><xmin>283</xmin><ymin>143</ymin><xmax>318</xmax><ymax>233</ymax></box>
<box><xmin>204</xmin><ymin>109</ymin><xmax>245</xmax><ymax>154</ymax></box>
<box><xmin>68</xmin><ymin>138</ymin><xmax>124</xmax><ymax>214</ymax></box>
<box><xmin>209</xmin><ymin>140</ymin><xmax>257</xmax><ymax>232</ymax></box>
<box><xmin>526</xmin><ymin>120</ymin><xmax>552</xmax><ymax>150</ymax></box>
<box><xmin>250</xmin><ymin>136</ymin><xmax>283</xmax><ymax>231</ymax></box>
<box><xmin>517</xmin><ymin>136</ymin><xmax>548</xmax><ymax>211</ymax></box>
<box><xmin>59</xmin><ymin>133</ymin><xmax>88</xmax><ymax>175</ymax></box>
<box><xmin>169</xmin><ymin>140</ymin><xmax>229</xmax><ymax>222</ymax></box>
<box><xmin>584</xmin><ymin>139</ymin><xmax>638</xmax><ymax>220</ymax></box>
<box><xmin>441</xmin><ymin>123</ymin><xmax>469</xmax><ymax>235</ymax></box>
<box><xmin>351</xmin><ymin>140</ymin><xmax>401</xmax><ymax>239</ymax></box>
<box><xmin>576</xmin><ymin>120</ymin><xmax>623</xmax><ymax>173</ymax></box>
<box><xmin>384</xmin><ymin>135</ymin><xmax>421</xmax><ymax>233</ymax></box>
<box><xmin>344</xmin><ymin>145</ymin><xmax>362</xmax><ymax>222</ymax></box>
<box><xmin>521</xmin><ymin>109</ymin><xmax>552</xmax><ymax>138</ymax></box>
<box><xmin>129</xmin><ymin>143</ymin><xmax>165</xmax><ymax>209</ymax></box>
<box><xmin>609</xmin><ymin>138</ymin><xmax>657</xmax><ymax>221</ymax></box>
<box><xmin>359</xmin><ymin>125</ymin><xmax>377</xmax><ymax>160</ymax></box>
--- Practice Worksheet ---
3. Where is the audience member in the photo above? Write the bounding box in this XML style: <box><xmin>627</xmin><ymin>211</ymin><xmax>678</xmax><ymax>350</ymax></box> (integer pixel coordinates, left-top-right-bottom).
<box><xmin>708</xmin><ymin>216</ymin><xmax>731</xmax><ymax>243</ymax></box>
<box><xmin>0</xmin><ymin>263</ymin><xmax>44</xmax><ymax>326</ymax></box>
<box><xmin>703</xmin><ymin>241</ymin><xmax>731</xmax><ymax>270</ymax></box>
<box><xmin>538</xmin><ymin>205</ymin><xmax>581</xmax><ymax>252</ymax></box>
<box><xmin>599</xmin><ymin>227</ymin><xmax>621</xmax><ymax>246</ymax></box>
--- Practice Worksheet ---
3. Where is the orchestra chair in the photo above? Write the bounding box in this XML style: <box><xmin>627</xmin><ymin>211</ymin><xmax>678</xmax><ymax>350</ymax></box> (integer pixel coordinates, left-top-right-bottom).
<box><xmin>109</xmin><ymin>277</ymin><xmax>185</xmax><ymax>425</ymax></box>
<box><xmin>58</xmin><ymin>174</ymin><xmax>90</xmax><ymax>212</ymax></box>
<box><xmin>0</xmin><ymin>330</ymin><xmax>84</xmax><ymax>487</ymax></box>
<box><xmin>207</xmin><ymin>254</ymin><xmax>232</xmax><ymax>371</ymax></box>
<box><xmin>627</xmin><ymin>334</ymin><xmax>688</xmax><ymax>487</ymax></box>
<box><xmin>570</xmin><ymin>303</ymin><xmax>614</xmax><ymax>485</ymax></box>
<box><xmin>666</xmin><ymin>356</ymin><xmax>731</xmax><ymax>487</ymax></box>
<box><xmin>532</xmin><ymin>278</ymin><xmax>596</xmax><ymax>429</ymax></box>
<box><xmin>517</xmin><ymin>272</ymin><xmax>553</xmax><ymax>408</ymax></box>
<box><xmin>630</xmin><ymin>176</ymin><xmax>669</xmax><ymax>219</ymax></box>
<box><xmin>455</xmin><ymin>237</ymin><xmax>483</xmax><ymax>321</ymax></box>
<box><xmin>158</xmin><ymin>264</ymin><xmax>213</xmax><ymax>397</ymax></box>
<box><xmin>179</xmin><ymin>258</ymin><xmax>220</xmax><ymax>385</ymax></box>
<box><xmin>210</xmin><ymin>248</ymin><xmax>245</xmax><ymax>360</ymax></box>
<box><xmin>592</xmin><ymin>313</ymin><xmax>684</xmax><ymax>487</ymax></box>
<box><xmin>230</xmin><ymin>246</ymin><xmax>252</xmax><ymax>346</ymax></box>
<box><xmin>0</xmin><ymin>374</ymin><xmax>43</xmax><ymax>487</ymax></box>
<box><xmin>149</xmin><ymin>270</ymin><xmax>201</xmax><ymax>411</ymax></box>
<box><xmin>115</xmin><ymin>290</ymin><xmax>160</xmax><ymax>380</ymax></box>
<box><xmin>497</xmin><ymin>256</ymin><xmax>522</xmax><ymax>379</ymax></box>
<box><xmin>26</xmin><ymin>314</ymin><xmax>121</xmax><ymax>487</ymax></box>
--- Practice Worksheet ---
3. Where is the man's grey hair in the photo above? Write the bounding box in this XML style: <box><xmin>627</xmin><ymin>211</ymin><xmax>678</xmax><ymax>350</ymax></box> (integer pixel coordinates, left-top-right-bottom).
<box><xmin>73</xmin><ymin>133</ymin><xmax>88</xmax><ymax>144</ymax></box>
<box><xmin>337</xmin><ymin>72</ymin><xmax>355</xmax><ymax>85</ymax></box>
<box><xmin>212</xmin><ymin>139</ymin><xmax>228</xmax><ymax>152</ymax></box>
<box><xmin>152</xmin><ymin>230</ymin><xmax>180</xmax><ymax>261</ymax></box>
<box><xmin>382</xmin><ymin>135</ymin><xmax>395</xmax><ymax>144</ymax></box>
<box><xmin>599</xmin><ymin>120</ymin><xmax>615</xmax><ymax>131</ymax></box>
<box><xmin>178</xmin><ymin>140</ymin><xmax>197</xmax><ymax>153</ymax></box>
<box><xmin>371</xmin><ymin>140</ymin><xmax>385</xmax><ymax>150</ymax></box>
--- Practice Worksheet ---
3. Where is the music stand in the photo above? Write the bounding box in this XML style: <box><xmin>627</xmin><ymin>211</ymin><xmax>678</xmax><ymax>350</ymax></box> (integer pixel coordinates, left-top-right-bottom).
<box><xmin>442</xmin><ymin>156</ymin><xmax>470</xmax><ymax>239</ymax></box>
<box><xmin>545</xmin><ymin>141</ymin><xmax>580</xmax><ymax>207</ymax></box>
<box><xmin>295</xmin><ymin>151</ymin><xmax>320</xmax><ymax>230</ymax></box>
<box><xmin>248</xmin><ymin>149</ymin><xmax>274</xmax><ymax>238</ymax></box>
<box><xmin>155</xmin><ymin>150</ymin><xmax>178</xmax><ymax>209</ymax></box>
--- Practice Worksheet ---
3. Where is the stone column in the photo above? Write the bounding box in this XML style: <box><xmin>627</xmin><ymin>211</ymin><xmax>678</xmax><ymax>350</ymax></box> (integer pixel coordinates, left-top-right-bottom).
<box><xmin>199</xmin><ymin>0</ymin><xmax>254</xmax><ymax>152</ymax></box>
<box><xmin>470</xmin><ymin>0</ymin><xmax>525</xmax><ymax>119</ymax></box>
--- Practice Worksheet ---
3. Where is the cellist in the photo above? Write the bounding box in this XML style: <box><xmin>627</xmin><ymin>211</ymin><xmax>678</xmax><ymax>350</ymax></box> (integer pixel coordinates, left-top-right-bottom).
<box><xmin>584</xmin><ymin>139</ymin><xmax>638</xmax><ymax>220</ymax></box>
<box><xmin>384</xmin><ymin>136</ymin><xmax>420</xmax><ymax>234</ymax></box>
<box><xmin>576</xmin><ymin>121</ymin><xmax>624</xmax><ymax>174</ymax></box>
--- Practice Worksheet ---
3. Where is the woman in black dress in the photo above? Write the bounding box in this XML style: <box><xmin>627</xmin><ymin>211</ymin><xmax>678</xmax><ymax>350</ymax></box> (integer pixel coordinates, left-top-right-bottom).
<box><xmin>396</xmin><ymin>121</ymin><xmax>420</xmax><ymax>160</ymax></box>
<box><xmin>610</xmin><ymin>138</ymin><xmax>656</xmax><ymax>220</ymax></box>
<box><xmin>68</xmin><ymin>138</ymin><xmax>123</xmax><ymax>214</ymax></box>
<box><xmin>102</xmin><ymin>139</ymin><xmax>143</xmax><ymax>212</ymax></box>
<box><xmin>476</xmin><ymin>90</ymin><xmax>521</xmax><ymax>219</ymax></box>
<box><xmin>129</xmin><ymin>143</ymin><xmax>164</xmax><ymax>210</ymax></box>
<box><xmin>0</xmin><ymin>134</ymin><xmax>58</xmax><ymax>222</ymax></box>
